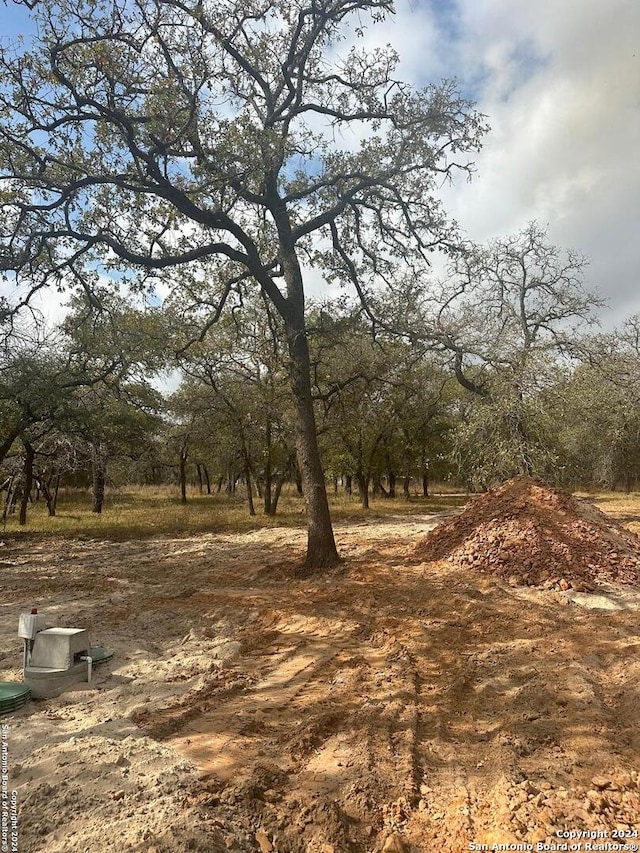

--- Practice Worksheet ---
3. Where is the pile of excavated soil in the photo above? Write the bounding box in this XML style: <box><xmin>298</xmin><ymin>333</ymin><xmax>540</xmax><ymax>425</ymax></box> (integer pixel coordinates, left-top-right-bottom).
<box><xmin>415</xmin><ymin>476</ymin><xmax>640</xmax><ymax>590</ymax></box>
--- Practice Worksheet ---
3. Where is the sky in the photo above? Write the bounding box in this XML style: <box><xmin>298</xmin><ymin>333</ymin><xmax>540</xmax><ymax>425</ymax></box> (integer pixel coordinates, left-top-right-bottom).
<box><xmin>1</xmin><ymin>0</ymin><xmax>639</xmax><ymax>329</ymax></box>
<box><xmin>365</xmin><ymin>0</ymin><xmax>640</xmax><ymax>326</ymax></box>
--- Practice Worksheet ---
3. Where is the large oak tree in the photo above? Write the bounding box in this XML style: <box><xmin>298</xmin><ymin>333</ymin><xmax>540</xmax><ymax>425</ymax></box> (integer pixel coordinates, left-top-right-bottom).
<box><xmin>0</xmin><ymin>0</ymin><xmax>485</xmax><ymax>567</ymax></box>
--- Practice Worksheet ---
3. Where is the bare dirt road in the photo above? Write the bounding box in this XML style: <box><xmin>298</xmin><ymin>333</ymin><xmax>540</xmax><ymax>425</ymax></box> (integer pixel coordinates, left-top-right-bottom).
<box><xmin>1</xmin><ymin>505</ymin><xmax>639</xmax><ymax>852</ymax></box>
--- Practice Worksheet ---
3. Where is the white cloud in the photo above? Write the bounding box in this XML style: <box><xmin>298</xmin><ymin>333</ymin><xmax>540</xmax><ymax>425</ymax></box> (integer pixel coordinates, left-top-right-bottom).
<box><xmin>0</xmin><ymin>276</ymin><xmax>71</xmax><ymax>334</ymax></box>
<box><xmin>298</xmin><ymin>0</ymin><xmax>640</xmax><ymax>332</ymax></box>
<box><xmin>429</xmin><ymin>0</ymin><xmax>640</xmax><ymax>320</ymax></box>
<box><xmin>341</xmin><ymin>2</ymin><xmax>444</xmax><ymax>82</ymax></box>
<box><xmin>353</xmin><ymin>0</ymin><xmax>640</xmax><ymax>323</ymax></box>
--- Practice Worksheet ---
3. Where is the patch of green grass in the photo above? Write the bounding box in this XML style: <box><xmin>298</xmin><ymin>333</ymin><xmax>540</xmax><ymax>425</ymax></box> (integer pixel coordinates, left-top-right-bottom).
<box><xmin>1</xmin><ymin>484</ymin><xmax>469</xmax><ymax>542</ymax></box>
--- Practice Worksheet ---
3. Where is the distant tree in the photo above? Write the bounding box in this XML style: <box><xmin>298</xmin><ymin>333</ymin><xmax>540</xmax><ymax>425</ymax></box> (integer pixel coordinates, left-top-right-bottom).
<box><xmin>173</xmin><ymin>295</ymin><xmax>296</xmax><ymax>515</ymax></box>
<box><xmin>75</xmin><ymin>383</ymin><xmax>163</xmax><ymax>512</ymax></box>
<box><xmin>0</xmin><ymin>335</ymin><xmax>116</xmax><ymax>470</ymax></box>
<box><xmin>318</xmin><ymin>331</ymin><xmax>396</xmax><ymax>509</ymax></box>
<box><xmin>313</xmin><ymin>309</ymin><xmax>452</xmax><ymax>505</ymax></box>
<box><xmin>27</xmin><ymin>432</ymin><xmax>81</xmax><ymax>517</ymax></box>
<box><xmin>0</xmin><ymin>293</ymin><xmax>164</xmax><ymax>519</ymax></box>
<box><xmin>427</xmin><ymin>222</ymin><xmax>602</xmax><ymax>484</ymax></box>
<box><xmin>558</xmin><ymin>315</ymin><xmax>640</xmax><ymax>492</ymax></box>
<box><xmin>449</xmin><ymin>368</ymin><xmax>565</xmax><ymax>489</ymax></box>
<box><xmin>0</xmin><ymin>0</ymin><xmax>486</xmax><ymax>567</ymax></box>
<box><xmin>388</xmin><ymin>361</ymin><xmax>454</xmax><ymax>497</ymax></box>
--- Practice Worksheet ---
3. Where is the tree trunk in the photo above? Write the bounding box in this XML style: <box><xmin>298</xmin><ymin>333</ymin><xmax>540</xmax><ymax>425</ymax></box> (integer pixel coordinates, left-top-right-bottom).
<box><xmin>269</xmin><ymin>452</ymin><xmax>295</xmax><ymax>517</ymax></box>
<box><xmin>270</xmin><ymin>474</ymin><xmax>286</xmax><ymax>516</ymax></box>
<box><xmin>203</xmin><ymin>465</ymin><xmax>211</xmax><ymax>495</ymax></box>
<box><xmin>355</xmin><ymin>471</ymin><xmax>370</xmax><ymax>509</ymax></box>
<box><xmin>216</xmin><ymin>475</ymin><xmax>224</xmax><ymax>493</ymax></box>
<box><xmin>225</xmin><ymin>466</ymin><xmax>238</xmax><ymax>493</ymax></box>
<box><xmin>345</xmin><ymin>474</ymin><xmax>352</xmax><ymax>495</ymax></box>
<box><xmin>238</xmin><ymin>428</ymin><xmax>256</xmax><ymax>517</ymax></box>
<box><xmin>53</xmin><ymin>474</ymin><xmax>61</xmax><ymax>512</ymax></box>
<box><xmin>1</xmin><ymin>478</ymin><xmax>15</xmax><ymax>525</ymax></box>
<box><xmin>179</xmin><ymin>441</ymin><xmax>188</xmax><ymax>505</ymax></box>
<box><xmin>283</xmin><ymin>312</ymin><xmax>338</xmax><ymax>568</ymax></box>
<box><xmin>196</xmin><ymin>463</ymin><xmax>203</xmax><ymax>494</ymax></box>
<box><xmin>39</xmin><ymin>472</ymin><xmax>60</xmax><ymax>513</ymax></box>
<box><xmin>0</xmin><ymin>423</ymin><xmax>22</xmax><ymax>469</ymax></box>
<box><xmin>245</xmin><ymin>467</ymin><xmax>256</xmax><ymax>516</ymax></box>
<box><xmin>92</xmin><ymin>444</ymin><xmax>106</xmax><ymax>514</ymax></box>
<box><xmin>263</xmin><ymin>420</ymin><xmax>272</xmax><ymax>514</ymax></box>
<box><xmin>242</xmin><ymin>449</ymin><xmax>256</xmax><ymax>516</ymax></box>
<box><xmin>403</xmin><ymin>475</ymin><xmax>410</xmax><ymax>500</ymax></box>
<box><xmin>9</xmin><ymin>487</ymin><xmax>20</xmax><ymax>515</ymax></box>
<box><xmin>19</xmin><ymin>440</ymin><xmax>35</xmax><ymax>526</ymax></box>
<box><xmin>39</xmin><ymin>475</ymin><xmax>56</xmax><ymax>517</ymax></box>
<box><xmin>270</xmin><ymin>201</ymin><xmax>338</xmax><ymax>569</ymax></box>
<box><xmin>372</xmin><ymin>473</ymin><xmax>381</xmax><ymax>497</ymax></box>
<box><xmin>421</xmin><ymin>450</ymin><xmax>429</xmax><ymax>497</ymax></box>
<box><xmin>388</xmin><ymin>470</ymin><xmax>396</xmax><ymax>499</ymax></box>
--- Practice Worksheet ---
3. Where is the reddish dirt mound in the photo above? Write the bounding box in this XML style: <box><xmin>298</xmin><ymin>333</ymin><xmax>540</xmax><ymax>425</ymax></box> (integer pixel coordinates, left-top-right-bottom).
<box><xmin>416</xmin><ymin>476</ymin><xmax>640</xmax><ymax>589</ymax></box>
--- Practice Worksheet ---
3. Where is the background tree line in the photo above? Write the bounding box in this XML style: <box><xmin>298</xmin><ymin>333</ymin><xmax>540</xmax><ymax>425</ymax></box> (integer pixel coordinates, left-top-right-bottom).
<box><xmin>3</xmin><ymin>223</ymin><xmax>640</xmax><ymax>530</ymax></box>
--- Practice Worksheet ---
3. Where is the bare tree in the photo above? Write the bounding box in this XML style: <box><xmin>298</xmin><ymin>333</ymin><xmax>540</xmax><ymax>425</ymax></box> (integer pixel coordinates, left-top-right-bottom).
<box><xmin>426</xmin><ymin>222</ymin><xmax>603</xmax><ymax>482</ymax></box>
<box><xmin>430</xmin><ymin>223</ymin><xmax>599</xmax><ymax>392</ymax></box>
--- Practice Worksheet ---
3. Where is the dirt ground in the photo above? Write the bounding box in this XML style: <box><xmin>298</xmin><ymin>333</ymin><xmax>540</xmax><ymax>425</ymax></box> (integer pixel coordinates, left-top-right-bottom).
<box><xmin>1</xmin><ymin>504</ymin><xmax>640</xmax><ymax>853</ymax></box>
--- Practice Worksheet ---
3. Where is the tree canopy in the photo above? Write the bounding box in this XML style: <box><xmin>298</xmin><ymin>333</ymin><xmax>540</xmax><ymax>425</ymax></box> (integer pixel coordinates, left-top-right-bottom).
<box><xmin>0</xmin><ymin>0</ymin><xmax>486</xmax><ymax>567</ymax></box>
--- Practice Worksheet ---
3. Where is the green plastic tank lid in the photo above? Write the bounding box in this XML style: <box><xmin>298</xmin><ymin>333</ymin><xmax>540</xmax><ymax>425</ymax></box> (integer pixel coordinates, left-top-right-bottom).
<box><xmin>0</xmin><ymin>681</ymin><xmax>31</xmax><ymax>714</ymax></box>
<box><xmin>90</xmin><ymin>647</ymin><xmax>113</xmax><ymax>664</ymax></box>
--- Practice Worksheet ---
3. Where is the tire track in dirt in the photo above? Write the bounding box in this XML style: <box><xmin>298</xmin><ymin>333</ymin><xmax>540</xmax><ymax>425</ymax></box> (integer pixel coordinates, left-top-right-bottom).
<box><xmin>395</xmin><ymin>586</ymin><xmax>481</xmax><ymax>851</ymax></box>
<box><xmin>167</xmin><ymin>639</ymin><xmax>344</xmax><ymax>782</ymax></box>
<box><xmin>130</xmin><ymin>521</ymin><xmax>640</xmax><ymax>852</ymax></box>
<box><xmin>160</xmin><ymin>596</ymin><xmax>430</xmax><ymax>851</ymax></box>
<box><xmin>164</xmin><ymin>564</ymin><xmax>516</xmax><ymax>851</ymax></box>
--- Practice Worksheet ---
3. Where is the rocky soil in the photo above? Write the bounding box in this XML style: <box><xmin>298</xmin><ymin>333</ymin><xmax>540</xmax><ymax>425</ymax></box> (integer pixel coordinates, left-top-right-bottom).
<box><xmin>416</xmin><ymin>476</ymin><xmax>640</xmax><ymax>590</ymax></box>
<box><xmin>0</xmin><ymin>496</ymin><xmax>639</xmax><ymax>852</ymax></box>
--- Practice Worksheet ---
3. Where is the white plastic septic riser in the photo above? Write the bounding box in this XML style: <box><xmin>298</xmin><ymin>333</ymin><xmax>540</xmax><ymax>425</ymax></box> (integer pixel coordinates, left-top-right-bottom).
<box><xmin>18</xmin><ymin>611</ymin><xmax>48</xmax><ymax>641</ymax></box>
<box><xmin>20</xmin><ymin>615</ymin><xmax>95</xmax><ymax>700</ymax></box>
<box><xmin>18</xmin><ymin>610</ymin><xmax>49</xmax><ymax>669</ymax></box>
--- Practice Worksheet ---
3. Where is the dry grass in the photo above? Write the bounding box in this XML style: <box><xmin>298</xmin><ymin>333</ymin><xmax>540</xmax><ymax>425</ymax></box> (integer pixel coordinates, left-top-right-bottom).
<box><xmin>575</xmin><ymin>489</ymin><xmax>640</xmax><ymax>536</ymax></box>
<box><xmin>6</xmin><ymin>483</ymin><xmax>640</xmax><ymax>544</ymax></box>
<box><xmin>1</xmin><ymin>483</ymin><xmax>468</xmax><ymax>542</ymax></box>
